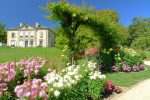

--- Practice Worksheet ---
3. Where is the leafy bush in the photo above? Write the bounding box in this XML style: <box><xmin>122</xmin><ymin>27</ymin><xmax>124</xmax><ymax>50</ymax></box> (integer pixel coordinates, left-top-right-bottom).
<box><xmin>99</xmin><ymin>47</ymin><xmax>145</xmax><ymax>72</ymax></box>
<box><xmin>87</xmin><ymin>78</ymin><xmax>105</xmax><ymax>99</ymax></box>
<box><xmin>0</xmin><ymin>57</ymin><xmax>47</xmax><ymax>98</ymax></box>
<box><xmin>105</xmin><ymin>80</ymin><xmax>122</xmax><ymax>94</ymax></box>
<box><xmin>0</xmin><ymin>93</ymin><xmax>15</xmax><ymax>100</ymax></box>
<box><xmin>0</xmin><ymin>58</ymin><xmax>106</xmax><ymax>100</ymax></box>
<box><xmin>120</xmin><ymin>48</ymin><xmax>144</xmax><ymax>66</ymax></box>
<box><xmin>44</xmin><ymin>61</ymin><xmax>106</xmax><ymax>100</ymax></box>
<box><xmin>112</xmin><ymin>48</ymin><xmax>145</xmax><ymax>72</ymax></box>
<box><xmin>100</xmin><ymin>48</ymin><xmax>116</xmax><ymax>70</ymax></box>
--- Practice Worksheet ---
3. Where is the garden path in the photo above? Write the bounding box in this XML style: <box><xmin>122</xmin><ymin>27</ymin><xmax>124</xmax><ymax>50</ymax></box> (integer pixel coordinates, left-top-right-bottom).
<box><xmin>110</xmin><ymin>61</ymin><xmax>150</xmax><ymax>100</ymax></box>
<box><xmin>111</xmin><ymin>78</ymin><xmax>150</xmax><ymax>100</ymax></box>
<box><xmin>144</xmin><ymin>60</ymin><xmax>150</xmax><ymax>66</ymax></box>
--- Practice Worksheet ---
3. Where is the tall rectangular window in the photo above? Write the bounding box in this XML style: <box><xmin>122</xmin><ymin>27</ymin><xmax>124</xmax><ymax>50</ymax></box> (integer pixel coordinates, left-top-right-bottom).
<box><xmin>39</xmin><ymin>40</ymin><xmax>43</xmax><ymax>46</ymax></box>
<box><xmin>11</xmin><ymin>33</ymin><xmax>15</xmax><ymax>38</ymax></box>
<box><xmin>20</xmin><ymin>32</ymin><xmax>23</xmax><ymax>37</ymax></box>
<box><xmin>30</xmin><ymin>41</ymin><xmax>34</xmax><ymax>46</ymax></box>
<box><xmin>25</xmin><ymin>32</ymin><xmax>28</xmax><ymax>37</ymax></box>
<box><xmin>40</xmin><ymin>32</ymin><xmax>43</xmax><ymax>38</ymax></box>
<box><xmin>30</xmin><ymin>31</ymin><xmax>34</xmax><ymax>37</ymax></box>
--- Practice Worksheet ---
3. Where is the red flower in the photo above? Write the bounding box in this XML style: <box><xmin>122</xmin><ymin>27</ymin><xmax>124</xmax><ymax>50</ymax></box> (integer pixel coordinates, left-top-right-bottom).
<box><xmin>105</xmin><ymin>80</ymin><xmax>122</xmax><ymax>94</ymax></box>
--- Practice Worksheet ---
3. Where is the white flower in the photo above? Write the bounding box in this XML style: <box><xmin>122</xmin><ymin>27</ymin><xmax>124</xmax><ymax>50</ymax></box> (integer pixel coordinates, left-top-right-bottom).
<box><xmin>70</xmin><ymin>79</ymin><xmax>76</xmax><ymax>84</ymax></box>
<box><xmin>47</xmin><ymin>76</ymin><xmax>55</xmax><ymax>83</ymax></box>
<box><xmin>54</xmin><ymin>90</ymin><xmax>60</xmax><ymax>97</ymax></box>
<box><xmin>57</xmin><ymin>82</ymin><xmax>63</xmax><ymax>88</ymax></box>
<box><xmin>66</xmin><ymin>83</ymin><xmax>71</xmax><ymax>87</ymax></box>
<box><xmin>90</xmin><ymin>75</ymin><xmax>96</xmax><ymax>80</ymax></box>
<box><xmin>67</xmin><ymin>63</ymin><xmax>70</xmax><ymax>66</ymax></box>
<box><xmin>73</xmin><ymin>68</ymin><xmax>78</xmax><ymax>73</ymax></box>
<box><xmin>68</xmin><ymin>72</ymin><xmax>74</xmax><ymax>75</ymax></box>
<box><xmin>74</xmin><ymin>75</ymin><xmax>79</xmax><ymax>80</ymax></box>
<box><xmin>67</xmin><ymin>66</ymin><xmax>73</xmax><ymax>71</ymax></box>
<box><xmin>49</xmin><ymin>88</ymin><xmax>54</xmax><ymax>92</ymax></box>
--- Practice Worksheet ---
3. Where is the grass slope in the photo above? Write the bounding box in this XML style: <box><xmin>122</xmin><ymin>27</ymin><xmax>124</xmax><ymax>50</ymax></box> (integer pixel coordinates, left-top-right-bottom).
<box><xmin>0</xmin><ymin>47</ymin><xmax>62</xmax><ymax>63</ymax></box>
<box><xmin>106</xmin><ymin>66</ymin><xmax>150</xmax><ymax>87</ymax></box>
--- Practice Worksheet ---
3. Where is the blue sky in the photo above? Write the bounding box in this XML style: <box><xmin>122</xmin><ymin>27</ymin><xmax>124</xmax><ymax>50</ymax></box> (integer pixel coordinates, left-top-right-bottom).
<box><xmin>0</xmin><ymin>0</ymin><xmax>150</xmax><ymax>28</ymax></box>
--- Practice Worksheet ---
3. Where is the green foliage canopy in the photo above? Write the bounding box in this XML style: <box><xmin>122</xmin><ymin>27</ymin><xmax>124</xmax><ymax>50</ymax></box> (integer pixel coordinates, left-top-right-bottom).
<box><xmin>0</xmin><ymin>23</ymin><xmax>7</xmax><ymax>43</ymax></box>
<box><xmin>44</xmin><ymin>1</ymin><xmax>127</xmax><ymax>59</ymax></box>
<box><xmin>128</xmin><ymin>17</ymin><xmax>150</xmax><ymax>49</ymax></box>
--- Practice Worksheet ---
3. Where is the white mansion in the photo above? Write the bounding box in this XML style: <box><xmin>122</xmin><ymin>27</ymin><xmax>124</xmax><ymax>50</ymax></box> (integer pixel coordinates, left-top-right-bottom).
<box><xmin>7</xmin><ymin>23</ymin><xmax>55</xmax><ymax>47</ymax></box>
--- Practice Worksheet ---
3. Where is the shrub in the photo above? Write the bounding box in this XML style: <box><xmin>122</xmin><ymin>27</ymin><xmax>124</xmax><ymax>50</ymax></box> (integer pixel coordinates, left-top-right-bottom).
<box><xmin>119</xmin><ymin>48</ymin><xmax>144</xmax><ymax>66</ymax></box>
<box><xmin>44</xmin><ymin>61</ymin><xmax>106</xmax><ymax>100</ymax></box>
<box><xmin>105</xmin><ymin>80</ymin><xmax>122</xmax><ymax>94</ymax></box>
<box><xmin>0</xmin><ymin>57</ymin><xmax>47</xmax><ymax>97</ymax></box>
<box><xmin>0</xmin><ymin>93</ymin><xmax>15</xmax><ymax>100</ymax></box>
<box><xmin>99</xmin><ymin>47</ymin><xmax>145</xmax><ymax>72</ymax></box>
<box><xmin>100</xmin><ymin>48</ymin><xmax>116</xmax><ymax>70</ymax></box>
<box><xmin>0</xmin><ymin>58</ymin><xmax>108</xmax><ymax>100</ymax></box>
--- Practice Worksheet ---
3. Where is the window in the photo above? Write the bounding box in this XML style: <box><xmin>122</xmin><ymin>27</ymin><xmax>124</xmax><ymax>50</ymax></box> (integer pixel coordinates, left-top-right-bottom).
<box><xmin>19</xmin><ymin>41</ymin><xmax>24</xmax><ymax>47</ymax></box>
<box><xmin>30</xmin><ymin>41</ymin><xmax>34</xmax><ymax>46</ymax></box>
<box><xmin>39</xmin><ymin>40</ymin><xmax>43</xmax><ymax>46</ymax></box>
<box><xmin>11</xmin><ymin>40</ymin><xmax>16</xmax><ymax>47</ymax></box>
<box><xmin>40</xmin><ymin>32</ymin><xmax>43</xmax><ymax>38</ymax></box>
<box><xmin>25</xmin><ymin>32</ymin><xmax>28</xmax><ymax>37</ymax></box>
<box><xmin>30</xmin><ymin>31</ymin><xmax>34</xmax><ymax>37</ymax></box>
<box><xmin>11</xmin><ymin>33</ymin><xmax>15</xmax><ymax>38</ymax></box>
<box><xmin>20</xmin><ymin>32</ymin><xmax>23</xmax><ymax>37</ymax></box>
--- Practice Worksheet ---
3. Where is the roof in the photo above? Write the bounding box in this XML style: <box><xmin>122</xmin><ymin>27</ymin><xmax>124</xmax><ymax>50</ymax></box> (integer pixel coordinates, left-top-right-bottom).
<box><xmin>7</xmin><ymin>23</ymin><xmax>50</xmax><ymax>31</ymax></box>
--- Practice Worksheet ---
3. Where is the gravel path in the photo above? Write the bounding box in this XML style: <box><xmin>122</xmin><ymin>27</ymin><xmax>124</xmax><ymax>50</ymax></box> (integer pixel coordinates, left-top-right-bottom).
<box><xmin>110</xmin><ymin>61</ymin><xmax>150</xmax><ymax>100</ymax></box>
<box><xmin>144</xmin><ymin>60</ymin><xmax>150</xmax><ymax>66</ymax></box>
<box><xmin>111</xmin><ymin>79</ymin><xmax>150</xmax><ymax>100</ymax></box>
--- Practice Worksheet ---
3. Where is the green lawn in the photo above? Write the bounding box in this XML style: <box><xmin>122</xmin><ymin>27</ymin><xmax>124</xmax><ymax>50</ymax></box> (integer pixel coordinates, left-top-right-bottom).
<box><xmin>143</xmin><ymin>50</ymin><xmax>150</xmax><ymax>60</ymax></box>
<box><xmin>0</xmin><ymin>47</ymin><xmax>63</xmax><ymax>64</ymax></box>
<box><xmin>1</xmin><ymin>47</ymin><xmax>150</xmax><ymax>87</ymax></box>
<box><xmin>106</xmin><ymin>66</ymin><xmax>150</xmax><ymax>87</ymax></box>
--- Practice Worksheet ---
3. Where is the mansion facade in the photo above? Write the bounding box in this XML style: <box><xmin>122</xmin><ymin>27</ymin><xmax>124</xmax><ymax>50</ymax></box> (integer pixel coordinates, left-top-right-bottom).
<box><xmin>7</xmin><ymin>23</ymin><xmax>55</xmax><ymax>47</ymax></box>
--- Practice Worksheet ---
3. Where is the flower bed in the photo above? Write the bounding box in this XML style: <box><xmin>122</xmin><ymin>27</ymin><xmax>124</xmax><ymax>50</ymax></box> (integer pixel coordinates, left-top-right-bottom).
<box><xmin>99</xmin><ymin>48</ymin><xmax>145</xmax><ymax>72</ymax></box>
<box><xmin>1</xmin><ymin>57</ymin><xmax>119</xmax><ymax>100</ymax></box>
<box><xmin>0</xmin><ymin>57</ymin><xmax>47</xmax><ymax>96</ymax></box>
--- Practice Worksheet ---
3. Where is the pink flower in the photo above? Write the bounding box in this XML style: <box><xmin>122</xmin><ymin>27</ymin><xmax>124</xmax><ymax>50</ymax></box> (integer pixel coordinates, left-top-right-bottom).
<box><xmin>35</xmin><ymin>65</ymin><xmax>39</xmax><ymax>70</ymax></box>
<box><xmin>41</xmin><ymin>83</ymin><xmax>48</xmax><ymax>88</ymax></box>
<box><xmin>39</xmin><ymin>90</ymin><xmax>46</xmax><ymax>97</ymax></box>
<box><xmin>17</xmin><ymin>89</ymin><xmax>24</xmax><ymax>97</ymax></box>
<box><xmin>25</xmin><ymin>92</ymin><xmax>31</xmax><ymax>97</ymax></box>
<box><xmin>0</xmin><ymin>83</ymin><xmax>7</xmax><ymax>88</ymax></box>
<box><xmin>24</xmin><ymin>69</ymin><xmax>29</xmax><ymax>76</ymax></box>
<box><xmin>14</xmin><ymin>85</ymin><xmax>21</xmax><ymax>92</ymax></box>
<box><xmin>34</xmin><ymin>70</ymin><xmax>39</xmax><ymax>75</ymax></box>
<box><xmin>48</xmin><ymin>68</ymin><xmax>52</xmax><ymax>73</ymax></box>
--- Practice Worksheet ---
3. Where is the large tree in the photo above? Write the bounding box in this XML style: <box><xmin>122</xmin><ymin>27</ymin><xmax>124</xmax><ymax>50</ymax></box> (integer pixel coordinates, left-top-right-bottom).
<box><xmin>0</xmin><ymin>23</ymin><xmax>7</xmax><ymax>43</ymax></box>
<box><xmin>128</xmin><ymin>17</ymin><xmax>150</xmax><ymax>49</ymax></box>
<box><xmin>44</xmin><ymin>0</ymin><xmax>127</xmax><ymax>60</ymax></box>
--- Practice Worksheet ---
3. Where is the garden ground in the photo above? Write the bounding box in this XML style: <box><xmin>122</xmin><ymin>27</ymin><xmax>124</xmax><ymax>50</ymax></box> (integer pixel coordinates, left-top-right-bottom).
<box><xmin>1</xmin><ymin>48</ymin><xmax>150</xmax><ymax>88</ymax></box>
<box><xmin>111</xmin><ymin>78</ymin><xmax>150</xmax><ymax>100</ymax></box>
<box><xmin>1</xmin><ymin>47</ymin><xmax>150</xmax><ymax>100</ymax></box>
<box><xmin>106</xmin><ymin>66</ymin><xmax>150</xmax><ymax>87</ymax></box>
<box><xmin>0</xmin><ymin>47</ymin><xmax>62</xmax><ymax>64</ymax></box>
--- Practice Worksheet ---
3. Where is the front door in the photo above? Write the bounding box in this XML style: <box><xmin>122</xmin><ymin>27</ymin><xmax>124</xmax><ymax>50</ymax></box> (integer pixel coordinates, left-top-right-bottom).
<box><xmin>25</xmin><ymin>41</ymin><xmax>28</xmax><ymax>47</ymax></box>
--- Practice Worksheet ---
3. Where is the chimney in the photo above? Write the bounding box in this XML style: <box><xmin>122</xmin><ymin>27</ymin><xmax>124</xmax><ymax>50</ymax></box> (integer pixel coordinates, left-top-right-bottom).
<box><xmin>20</xmin><ymin>23</ymin><xmax>23</xmax><ymax>27</ymax></box>
<box><xmin>36</xmin><ymin>22</ymin><xmax>40</xmax><ymax>27</ymax></box>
